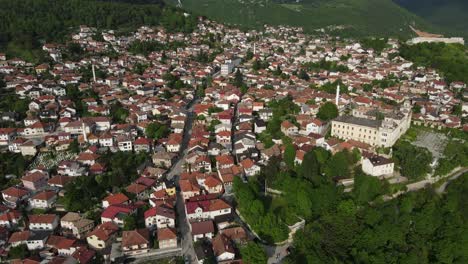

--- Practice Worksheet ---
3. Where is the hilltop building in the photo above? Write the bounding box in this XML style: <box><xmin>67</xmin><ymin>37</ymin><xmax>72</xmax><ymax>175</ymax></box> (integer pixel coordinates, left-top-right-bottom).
<box><xmin>331</xmin><ymin>106</ymin><xmax>411</xmax><ymax>148</ymax></box>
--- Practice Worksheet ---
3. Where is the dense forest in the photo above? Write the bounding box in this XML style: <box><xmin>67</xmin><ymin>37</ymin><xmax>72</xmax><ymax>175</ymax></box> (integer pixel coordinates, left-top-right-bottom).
<box><xmin>399</xmin><ymin>42</ymin><xmax>468</xmax><ymax>83</ymax></box>
<box><xmin>0</xmin><ymin>0</ymin><xmax>196</xmax><ymax>61</ymax></box>
<box><xmin>286</xmin><ymin>173</ymin><xmax>468</xmax><ymax>263</ymax></box>
<box><xmin>235</xmin><ymin>143</ymin><xmax>468</xmax><ymax>262</ymax></box>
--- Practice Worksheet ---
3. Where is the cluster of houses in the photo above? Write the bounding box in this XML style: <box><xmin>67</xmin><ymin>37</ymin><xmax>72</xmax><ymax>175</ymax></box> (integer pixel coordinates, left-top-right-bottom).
<box><xmin>0</xmin><ymin>14</ymin><xmax>466</xmax><ymax>264</ymax></box>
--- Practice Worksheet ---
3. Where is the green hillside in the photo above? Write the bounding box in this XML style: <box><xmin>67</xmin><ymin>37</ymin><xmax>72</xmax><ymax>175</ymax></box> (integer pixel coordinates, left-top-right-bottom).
<box><xmin>394</xmin><ymin>0</ymin><xmax>468</xmax><ymax>34</ymax></box>
<box><xmin>0</xmin><ymin>0</ymin><xmax>196</xmax><ymax>62</ymax></box>
<box><xmin>173</xmin><ymin>0</ymin><xmax>437</xmax><ymax>37</ymax></box>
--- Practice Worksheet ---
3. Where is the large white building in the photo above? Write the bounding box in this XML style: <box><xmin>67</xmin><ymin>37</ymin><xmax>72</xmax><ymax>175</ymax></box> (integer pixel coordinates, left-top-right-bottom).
<box><xmin>331</xmin><ymin>107</ymin><xmax>411</xmax><ymax>148</ymax></box>
<box><xmin>407</xmin><ymin>37</ymin><xmax>464</xmax><ymax>46</ymax></box>
<box><xmin>221</xmin><ymin>58</ymin><xmax>241</xmax><ymax>76</ymax></box>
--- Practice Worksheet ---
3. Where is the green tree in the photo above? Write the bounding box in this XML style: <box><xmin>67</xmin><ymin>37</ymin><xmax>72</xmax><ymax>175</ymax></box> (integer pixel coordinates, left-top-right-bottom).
<box><xmin>412</xmin><ymin>104</ymin><xmax>422</xmax><ymax>114</ymax></box>
<box><xmin>393</xmin><ymin>142</ymin><xmax>432</xmax><ymax>180</ymax></box>
<box><xmin>111</xmin><ymin>102</ymin><xmax>129</xmax><ymax>123</ymax></box>
<box><xmin>353</xmin><ymin>172</ymin><xmax>388</xmax><ymax>204</ymax></box>
<box><xmin>234</xmin><ymin>69</ymin><xmax>244</xmax><ymax>87</ymax></box>
<box><xmin>0</xmin><ymin>153</ymin><xmax>26</xmax><ymax>189</ymax></box>
<box><xmin>240</xmin><ymin>84</ymin><xmax>248</xmax><ymax>94</ymax></box>
<box><xmin>360</xmin><ymin>37</ymin><xmax>388</xmax><ymax>53</ymax></box>
<box><xmin>146</xmin><ymin>122</ymin><xmax>169</xmax><ymax>140</ymax></box>
<box><xmin>283</xmin><ymin>144</ymin><xmax>296</xmax><ymax>170</ymax></box>
<box><xmin>263</xmin><ymin>155</ymin><xmax>281</xmax><ymax>185</ymax></box>
<box><xmin>68</xmin><ymin>138</ymin><xmax>80</xmax><ymax>154</ymax></box>
<box><xmin>298</xmin><ymin>69</ymin><xmax>309</xmax><ymax>80</ymax></box>
<box><xmin>123</xmin><ymin>215</ymin><xmax>136</xmax><ymax>230</ymax></box>
<box><xmin>62</xmin><ymin>176</ymin><xmax>105</xmax><ymax>212</ymax></box>
<box><xmin>317</xmin><ymin>102</ymin><xmax>338</xmax><ymax>121</ymax></box>
<box><xmin>8</xmin><ymin>244</ymin><xmax>30</xmax><ymax>259</ymax></box>
<box><xmin>452</xmin><ymin>104</ymin><xmax>462</xmax><ymax>116</ymax></box>
<box><xmin>324</xmin><ymin>151</ymin><xmax>351</xmax><ymax>179</ymax></box>
<box><xmin>240</xmin><ymin>242</ymin><xmax>268</xmax><ymax>264</ymax></box>
<box><xmin>245</xmin><ymin>50</ymin><xmax>254</xmax><ymax>60</ymax></box>
<box><xmin>301</xmin><ymin>150</ymin><xmax>321</xmax><ymax>186</ymax></box>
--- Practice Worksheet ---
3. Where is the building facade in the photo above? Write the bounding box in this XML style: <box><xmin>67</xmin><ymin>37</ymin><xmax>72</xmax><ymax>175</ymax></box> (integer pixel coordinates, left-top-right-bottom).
<box><xmin>331</xmin><ymin>107</ymin><xmax>411</xmax><ymax>148</ymax></box>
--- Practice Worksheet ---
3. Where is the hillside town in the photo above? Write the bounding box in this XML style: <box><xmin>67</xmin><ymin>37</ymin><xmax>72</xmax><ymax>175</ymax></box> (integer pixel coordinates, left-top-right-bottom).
<box><xmin>0</xmin><ymin>16</ymin><xmax>466</xmax><ymax>264</ymax></box>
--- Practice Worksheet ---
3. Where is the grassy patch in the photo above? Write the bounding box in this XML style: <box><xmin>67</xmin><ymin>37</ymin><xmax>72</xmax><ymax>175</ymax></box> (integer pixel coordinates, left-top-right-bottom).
<box><xmin>281</xmin><ymin>3</ymin><xmax>303</xmax><ymax>12</ymax></box>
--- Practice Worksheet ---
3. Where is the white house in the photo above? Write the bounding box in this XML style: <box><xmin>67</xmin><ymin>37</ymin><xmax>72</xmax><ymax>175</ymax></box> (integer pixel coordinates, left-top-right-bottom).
<box><xmin>185</xmin><ymin>198</ymin><xmax>231</xmax><ymax>221</ymax></box>
<box><xmin>305</xmin><ymin>119</ymin><xmax>328</xmax><ymax>136</ymax></box>
<box><xmin>213</xmin><ymin>234</ymin><xmax>235</xmax><ymax>262</ymax></box>
<box><xmin>362</xmin><ymin>154</ymin><xmax>394</xmax><ymax>177</ymax></box>
<box><xmin>157</xmin><ymin>228</ymin><xmax>178</xmax><ymax>249</ymax></box>
<box><xmin>28</xmin><ymin>214</ymin><xmax>59</xmax><ymax>231</ymax></box>
<box><xmin>191</xmin><ymin>220</ymin><xmax>215</xmax><ymax>242</ymax></box>
<box><xmin>117</xmin><ymin>136</ymin><xmax>133</xmax><ymax>152</ymax></box>
<box><xmin>27</xmin><ymin>232</ymin><xmax>49</xmax><ymax>250</ymax></box>
<box><xmin>29</xmin><ymin>191</ymin><xmax>57</xmax><ymax>209</ymax></box>
<box><xmin>144</xmin><ymin>205</ymin><xmax>176</xmax><ymax>229</ymax></box>
<box><xmin>122</xmin><ymin>229</ymin><xmax>151</xmax><ymax>256</ymax></box>
<box><xmin>240</xmin><ymin>158</ymin><xmax>261</xmax><ymax>177</ymax></box>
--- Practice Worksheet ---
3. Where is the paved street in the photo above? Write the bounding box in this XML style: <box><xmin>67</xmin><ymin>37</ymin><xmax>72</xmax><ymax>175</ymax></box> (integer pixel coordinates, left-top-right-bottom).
<box><xmin>265</xmin><ymin>243</ymin><xmax>290</xmax><ymax>264</ymax></box>
<box><xmin>435</xmin><ymin>167</ymin><xmax>468</xmax><ymax>194</ymax></box>
<box><xmin>384</xmin><ymin>167</ymin><xmax>468</xmax><ymax>201</ymax></box>
<box><xmin>166</xmin><ymin>98</ymin><xmax>199</xmax><ymax>263</ymax></box>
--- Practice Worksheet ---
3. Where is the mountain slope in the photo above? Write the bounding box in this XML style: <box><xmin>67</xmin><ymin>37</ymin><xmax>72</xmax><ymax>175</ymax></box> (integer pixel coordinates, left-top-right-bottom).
<box><xmin>394</xmin><ymin>0</ymin><xmax>468</xmax><ymax>34</ymax></box>
<box><xmin>174</xmin><ymin>0</ymin><xmax>436</xmax><ymax>37</ymax></box>
<box><xmin>0</xmin><ymin>0</ymin><xmax>196</xmax><ymax>61</ymax></box>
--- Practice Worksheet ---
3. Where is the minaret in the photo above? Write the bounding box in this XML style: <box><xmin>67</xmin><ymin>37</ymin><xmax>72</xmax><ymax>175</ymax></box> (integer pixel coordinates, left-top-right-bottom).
<box><xmin>92</xmin><ymin>64</ymin><xmax>96</xmax><ymax>83</ymax></box>
<box><xmin>335</xmin><ymin>84</ymin><xmax>340</xmax><ymax>105</ymax></box>
<box><xmin>82</xmin><ymin>122</ymin><xmax>87</xmax><ymax>142</ymax></box>
<box><xmin>253</xmin><ymin>43</ymin><xmax>256</xmax><ymax>55</ymax></box>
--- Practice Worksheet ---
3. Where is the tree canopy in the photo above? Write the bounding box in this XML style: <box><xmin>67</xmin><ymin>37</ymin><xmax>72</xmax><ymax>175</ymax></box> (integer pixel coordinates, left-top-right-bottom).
<box><xmin>234</xmin><ymin>147</ymin><xmax>357</xmax><ymax>243</ymax></box>
<box><xmin>317</xmin><ymin>102</ymin><xmax>338</xmax><ymax>121</ymax></box>
<box><xmin>393</xmin><ymin>142</ymin><xmax>432</xmax><ymax>180</ymax></box>
<box><xmin>145</xmin><ymin>122</ymin><xmax>169</xmax><ymax>140</ymax></box>
<box><xmin>240</xmin><ymin>242</ymin><xmax>268</xmax><ymax>264</ymax></box>
<box><xmin>287</xmin><ymin>174</ymin><xmax>468</xmax><ymax>263</ymax></box>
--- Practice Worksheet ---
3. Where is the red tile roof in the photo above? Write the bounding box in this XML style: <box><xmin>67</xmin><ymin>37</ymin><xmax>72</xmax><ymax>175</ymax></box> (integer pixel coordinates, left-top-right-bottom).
<box><xmin>2</xmin><ymin>187</ymin><xmax>29</xmax><ymax>198</ymax></box>
<box><xmin>190</xmin><ymin>220</ymin><xmax>214</xmax><ymax>235</ymax></box>
<box><xmin>28</xmin><ymin>214</ymin><xmax>57</xmax><ymax>224</ymax></box>
<box><xmin>87</xmin><ymin>222</ymin><xmax>119</xmax><ymax>241</ymax></box>
<box><xmin>101</xmin><ymin>205</ymin><xmax>134</xmax><ymax>219</ymax></box>
<box><xmin>157</xmin><ymin>227</ymin><xmax>177</xmax><ymax>241</ymax></box>
<box><xmin>31</xmin><ymin>191</ymin><xmax>56</xmax><ymax>201</ymax></box>
<box><xmin>8</xmin><ymin>231</ymin><xmax>30</xmax><ymax>243</ymax></box>
<box><xmin>103</xmin><ymin>193</ymin><xmax>129</xmax><ymax>206</ymax></box>
<box><xmin>122</xmin><ymin>229</ymin><xmax>150</xmax><ymax>247</ymax></box>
